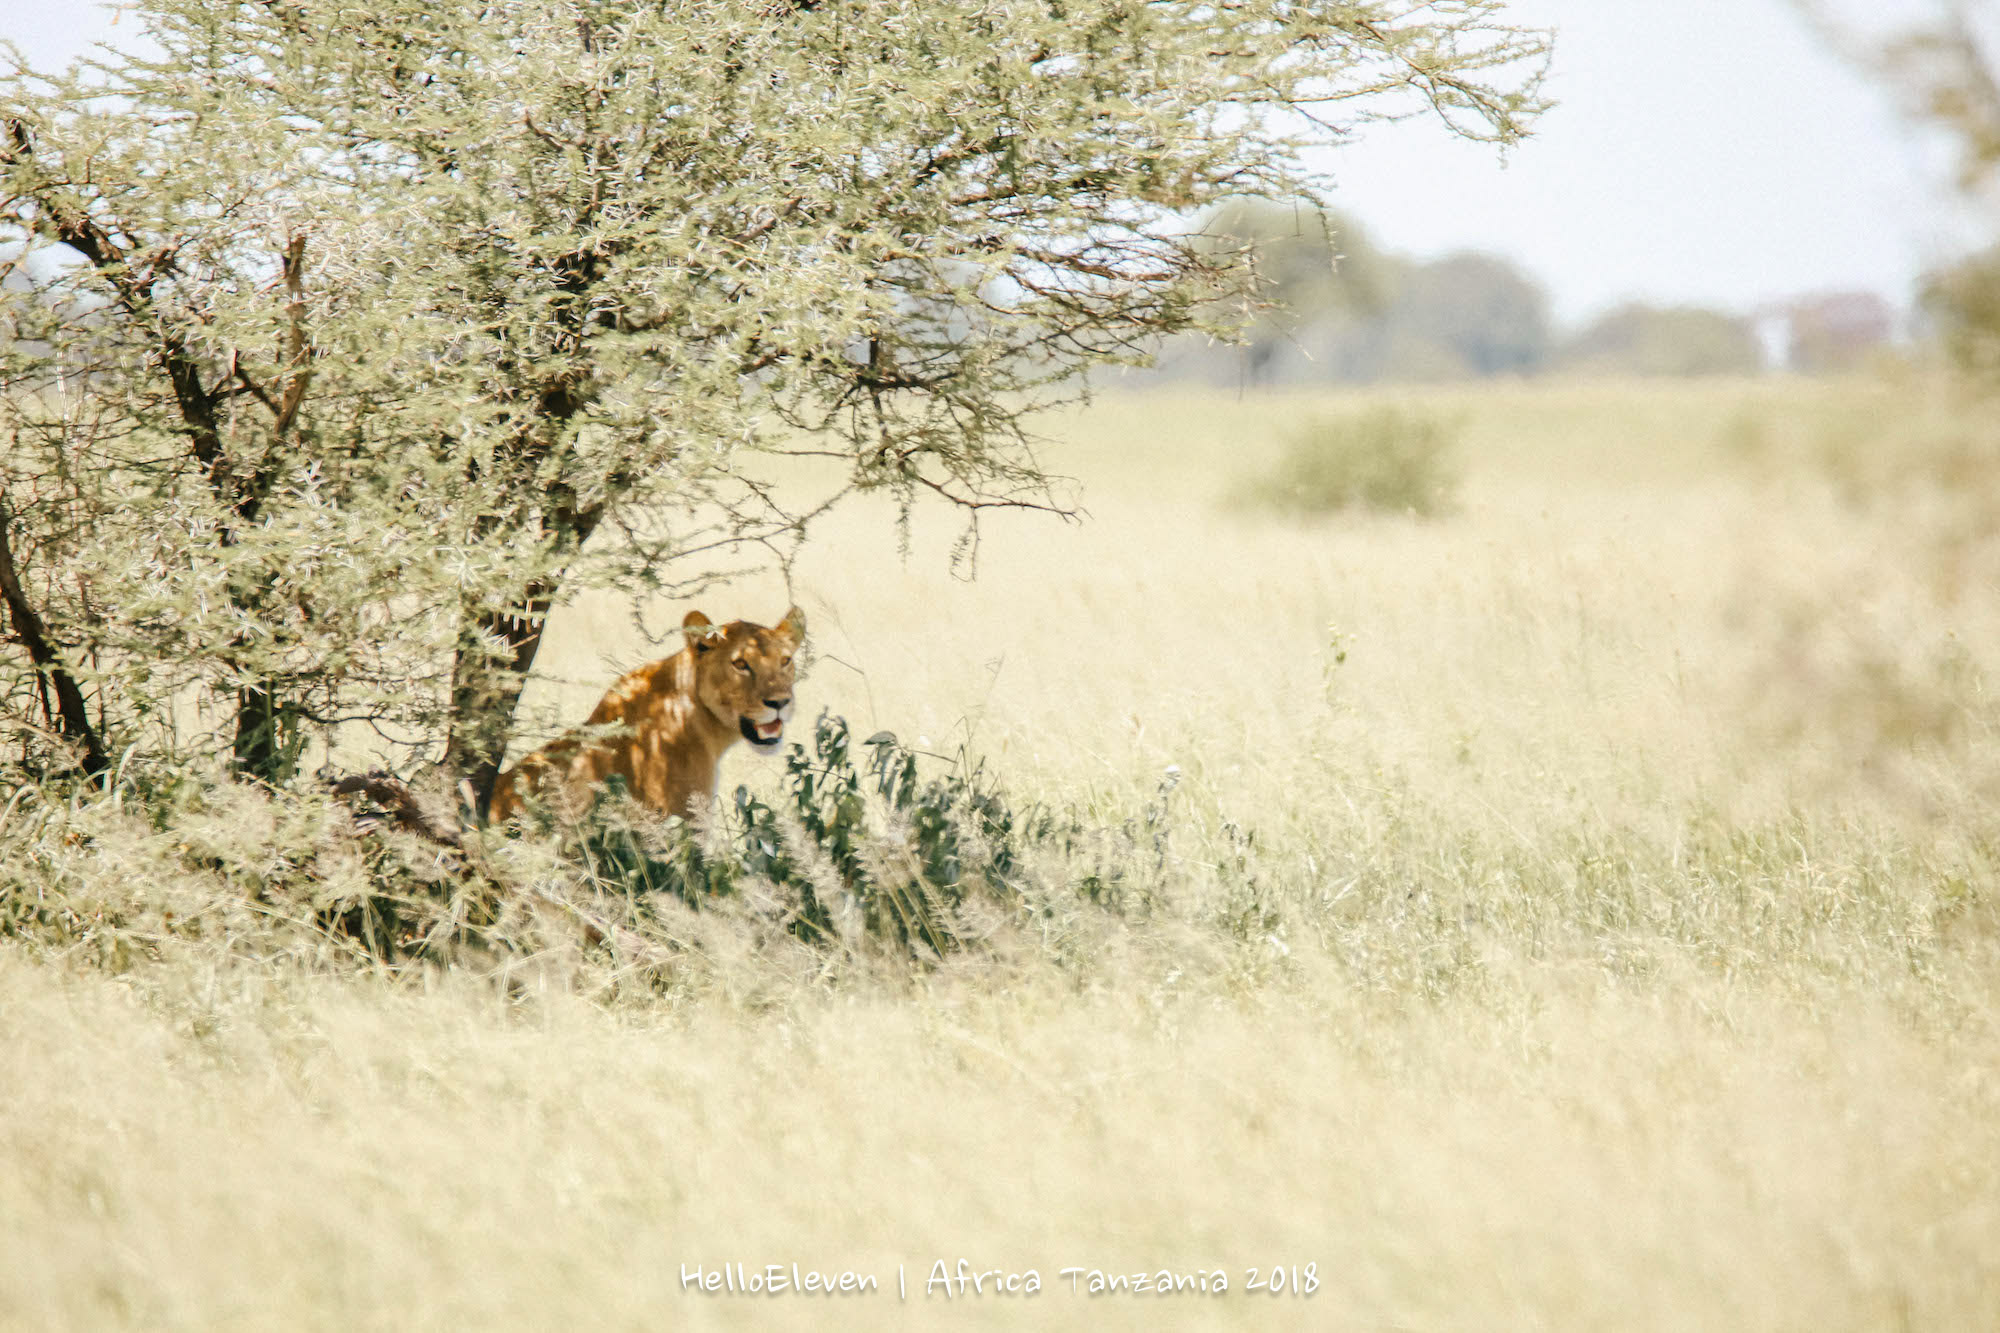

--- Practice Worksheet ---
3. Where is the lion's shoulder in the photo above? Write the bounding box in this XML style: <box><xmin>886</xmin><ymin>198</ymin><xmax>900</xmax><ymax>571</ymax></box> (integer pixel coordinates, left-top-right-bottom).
<box><xmin>586</xmin><ymin>656</ymin><xmax>687</xmax><ymax>722</ymax></box>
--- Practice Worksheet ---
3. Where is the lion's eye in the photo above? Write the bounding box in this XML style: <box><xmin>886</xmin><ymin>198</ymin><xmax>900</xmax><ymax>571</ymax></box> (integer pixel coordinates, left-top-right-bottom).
<box><xmin>734</xmin><ymin>660</ymin><xmax>752</xmax><ymax>674</ymax></box>
<box><xmin>782</xmin><ymin>655</ymin><xmax>792</xmax><ymax>668</ymax></box>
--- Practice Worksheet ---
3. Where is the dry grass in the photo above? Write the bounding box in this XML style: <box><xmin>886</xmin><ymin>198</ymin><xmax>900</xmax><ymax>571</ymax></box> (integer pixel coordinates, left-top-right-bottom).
<box><xmin>6</xmin><ymin>372</ymin><xmax>2000</xmax><ymax>1328</ymax></box>
<box><xmin>5</xmin><ymin>955</ymin><xmax>1996</xmax><ymax>1330</ymax></box>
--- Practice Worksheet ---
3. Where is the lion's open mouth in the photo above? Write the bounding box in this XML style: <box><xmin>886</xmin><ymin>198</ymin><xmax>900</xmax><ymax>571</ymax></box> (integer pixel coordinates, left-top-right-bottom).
<box><xmin>741</xmin><ymin>717</ymin><xmax>785</xmax><ymax>748</ymax></box>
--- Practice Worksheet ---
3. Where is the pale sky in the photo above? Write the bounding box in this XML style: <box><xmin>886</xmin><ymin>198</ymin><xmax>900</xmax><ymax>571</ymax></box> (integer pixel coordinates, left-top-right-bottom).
<box><xmin>2</xmin><ymin>0</ymin><xmax>1970</xmax><ymax>327</ymax></box>
<box><xmin>1319</xmin><ymin>0</ymin><xmax>1966</xmax><ymax>324</ymax></box>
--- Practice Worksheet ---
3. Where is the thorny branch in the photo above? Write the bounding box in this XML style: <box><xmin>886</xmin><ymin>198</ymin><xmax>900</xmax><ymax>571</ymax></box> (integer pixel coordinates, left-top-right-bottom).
<box><xmin>0</xmin><ymin>490</ymin><xmax>109</xmax><ymax>778</ymax></box>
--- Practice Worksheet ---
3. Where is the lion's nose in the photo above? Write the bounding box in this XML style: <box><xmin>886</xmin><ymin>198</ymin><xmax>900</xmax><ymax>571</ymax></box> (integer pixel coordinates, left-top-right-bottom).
<box><xmin>764</xmin><ymin>697</ymin><xmax>791</xmax><ymax>712</ymax></box>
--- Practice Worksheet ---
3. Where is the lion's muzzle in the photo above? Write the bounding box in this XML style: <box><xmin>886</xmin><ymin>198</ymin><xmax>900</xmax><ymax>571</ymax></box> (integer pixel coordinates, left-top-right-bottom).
<box><xmin>740</xmin><ymin>698</ymin><xmax>792</xmax><ymax>750</ymax></box>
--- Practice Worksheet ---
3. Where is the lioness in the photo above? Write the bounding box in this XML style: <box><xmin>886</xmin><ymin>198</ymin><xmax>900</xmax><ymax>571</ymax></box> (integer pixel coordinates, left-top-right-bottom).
<box><xmin>488</xmin><ymin>606</ymin><xmax>804</xmax><ymax>823</ymax></box>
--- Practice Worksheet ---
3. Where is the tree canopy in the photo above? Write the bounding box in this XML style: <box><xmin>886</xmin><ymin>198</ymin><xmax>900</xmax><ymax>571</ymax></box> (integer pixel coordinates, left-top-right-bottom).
<box><xmin>0</xmin><ymin>0</ymin><xmax>1548</xmax><ymax>809</ymax></box>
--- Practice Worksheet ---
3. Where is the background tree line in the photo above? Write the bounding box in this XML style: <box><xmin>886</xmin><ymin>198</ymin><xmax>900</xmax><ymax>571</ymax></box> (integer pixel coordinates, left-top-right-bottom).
<box><xmin>1148</xmin><ymin>198</ymin><xmax>1898</xmax><ymax>387</ymax></box>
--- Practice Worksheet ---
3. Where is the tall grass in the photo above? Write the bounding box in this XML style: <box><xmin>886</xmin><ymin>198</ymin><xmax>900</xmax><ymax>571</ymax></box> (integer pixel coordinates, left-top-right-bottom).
<box><xmin>3</xmin><ymin>374</ymin><xmax>1999</xmax><ymax>1328</ymax></box>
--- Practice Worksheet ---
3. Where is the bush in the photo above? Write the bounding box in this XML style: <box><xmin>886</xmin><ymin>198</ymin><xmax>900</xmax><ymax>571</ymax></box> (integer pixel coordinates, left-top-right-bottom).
<box><xmin>554</xmin><ymin>712</ymin><xmax>1031</xmax><ymax>959</ymax></box>
<box><xmin>1922</xmin><ymin>246</ymin><xmax>2000</xmax><ymax>381</ymax></box>
<box><xmin>1243</xmin><ymin>408</ymin><xmax>1460</xmax><ymax>517</ymax></box>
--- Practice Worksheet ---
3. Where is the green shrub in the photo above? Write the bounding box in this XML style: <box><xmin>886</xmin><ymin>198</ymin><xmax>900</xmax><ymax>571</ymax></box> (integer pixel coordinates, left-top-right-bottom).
<box><xmin>1244</xmin><ymin>408</ymin><xmax>1460</xmax><ymax>517</ymax></box>
<box><xmin>555</xmin><ymin>712</ymin><xmax>1030</xmax><ymax>958</ymax></box>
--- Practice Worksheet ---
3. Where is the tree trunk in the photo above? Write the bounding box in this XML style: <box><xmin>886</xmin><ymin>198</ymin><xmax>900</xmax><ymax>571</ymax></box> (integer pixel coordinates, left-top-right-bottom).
<box><xmin>444</xmin><ymin>475</ymin><xmax>602</xmax><ymax>818</ymax></box>
<box><xmin>443</xmin><ymin>583</ymin><xmax>556</xmax><ymax>820</ymax></box>
<box><xmin>231</xmin><ymin>680</ymin><xmax>296</xmax><ymax>785</ymax></box>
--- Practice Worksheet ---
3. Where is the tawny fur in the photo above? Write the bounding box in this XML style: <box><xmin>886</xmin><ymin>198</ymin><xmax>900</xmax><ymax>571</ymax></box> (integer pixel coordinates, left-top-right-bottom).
<box><xmin>489</xmin><ymin>606</ymin><xmax>804</xmax><ymax>823</ymax></box>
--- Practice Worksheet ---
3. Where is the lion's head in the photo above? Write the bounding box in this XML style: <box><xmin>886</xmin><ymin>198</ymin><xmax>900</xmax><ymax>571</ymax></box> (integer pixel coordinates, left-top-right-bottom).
<box><xmin>683</xmin><ymin>605</ymin><xmax>805</xmax><ymax>753</ymax></box>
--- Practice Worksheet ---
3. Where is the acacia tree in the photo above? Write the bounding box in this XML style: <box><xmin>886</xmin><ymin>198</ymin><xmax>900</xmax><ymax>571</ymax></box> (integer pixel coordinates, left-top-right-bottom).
<box><xmin>0</xmin><ymin>0</ymin><xmax>1547</xmax><ymax>812</ymax></box>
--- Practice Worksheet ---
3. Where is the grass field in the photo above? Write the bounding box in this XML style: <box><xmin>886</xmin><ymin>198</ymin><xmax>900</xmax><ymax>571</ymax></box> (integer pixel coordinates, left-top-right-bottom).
<box><xmin>5</xmin><ymin>373</ymin><xmax>2000</xmax><ymax>1329</ymax></box>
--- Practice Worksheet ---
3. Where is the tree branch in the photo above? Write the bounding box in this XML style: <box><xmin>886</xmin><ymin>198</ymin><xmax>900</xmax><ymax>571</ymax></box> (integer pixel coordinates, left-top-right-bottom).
<box><xmin>1</xmin><ymin>117</ymin><xmax>252</xmax><ymax>514</ymax></box>
<box><xmin>329</xmin><ymin>770</ymin><xmax>465</xmax><ymax>846</ymax></box>
<box><xmin>0</xmin><ymin>491</ymin><xmax>109</xmax><ymax>778</ymax></box>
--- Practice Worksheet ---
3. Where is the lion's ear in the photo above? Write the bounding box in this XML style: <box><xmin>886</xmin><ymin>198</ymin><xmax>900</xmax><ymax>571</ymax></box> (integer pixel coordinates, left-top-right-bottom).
<box><xmin>683</xmin><ymin>609</ymin><xmax>715</xmax><ymax>652</ymax></box>
<box><xmin>775</xmin><ymin>605</ymin><xmax>806</xmax><ymax>648</ymax></box>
